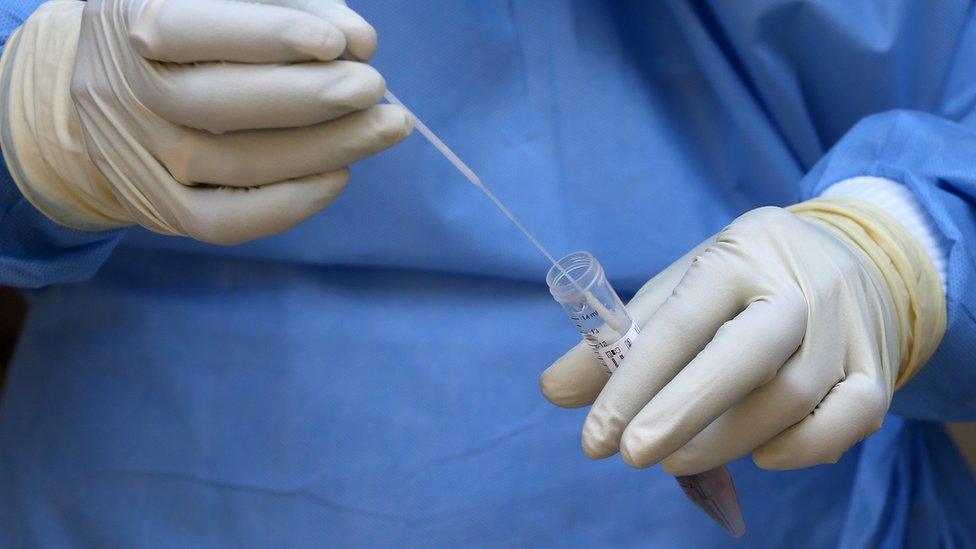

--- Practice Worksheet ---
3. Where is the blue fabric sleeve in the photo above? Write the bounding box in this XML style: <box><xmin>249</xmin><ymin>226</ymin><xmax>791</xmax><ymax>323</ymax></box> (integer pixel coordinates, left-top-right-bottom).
<box><xmin>800</xmin><ymin>110</ymin><xmax>976</xmax><ymax>421</ymax></box>
<box><xmin>0</xmin><ymin>0</ymin><xmax>126</xmax><ymax>289</ymax></box>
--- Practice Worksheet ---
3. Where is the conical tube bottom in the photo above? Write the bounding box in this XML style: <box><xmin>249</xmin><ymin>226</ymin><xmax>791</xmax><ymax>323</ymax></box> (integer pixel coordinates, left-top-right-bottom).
<box><xmin>675</xmin><ymin>466</ymin><xmax>746</xmax><ymax>538</ymax></box>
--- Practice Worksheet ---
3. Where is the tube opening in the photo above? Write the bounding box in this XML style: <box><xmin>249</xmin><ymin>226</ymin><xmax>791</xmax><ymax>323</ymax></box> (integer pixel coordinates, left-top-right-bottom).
<box><xmin>547</xmin><ymin>251</ymin><xmax>602</xmax><ymax>299</ymax></box>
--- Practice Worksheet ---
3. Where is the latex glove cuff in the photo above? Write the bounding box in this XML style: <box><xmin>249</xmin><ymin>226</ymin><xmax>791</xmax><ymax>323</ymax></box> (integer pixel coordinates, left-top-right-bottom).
<box><xmin>0</xmin><ymin>1</ymin><xmax>129</xmax><ymax>231</ymax></box>
<box><xmin>789</xmin><ymin>196</ymin><xmax>946</xmax><ymax>389</ymax></box>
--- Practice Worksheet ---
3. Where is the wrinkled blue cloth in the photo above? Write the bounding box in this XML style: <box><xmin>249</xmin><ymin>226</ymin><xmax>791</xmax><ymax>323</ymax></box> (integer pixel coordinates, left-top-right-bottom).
<box><xmin>2</xmin><ymin>1</ymin><xmax>976</xmax><ymax>547</ymax></box>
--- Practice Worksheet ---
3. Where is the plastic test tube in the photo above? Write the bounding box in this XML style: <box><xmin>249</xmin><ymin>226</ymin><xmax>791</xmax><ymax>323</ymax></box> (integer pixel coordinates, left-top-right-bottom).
<box><xmin>546</xmin><ymin>251</ymin><xmax>746</xmax><ymax>538</ymax></box>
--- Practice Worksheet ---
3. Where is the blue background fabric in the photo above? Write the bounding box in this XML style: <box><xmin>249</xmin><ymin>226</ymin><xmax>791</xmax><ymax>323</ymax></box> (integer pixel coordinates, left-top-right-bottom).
<box><xmin>1</xmin><ymin>1</ymin><xmax>976</xmax><ymax>547</ymax></box>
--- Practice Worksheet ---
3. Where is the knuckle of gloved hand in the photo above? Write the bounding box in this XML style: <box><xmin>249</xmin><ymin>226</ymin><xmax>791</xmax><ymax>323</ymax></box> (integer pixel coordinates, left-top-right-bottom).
<box><xmin>747</xmin><ymin>205</ymin><xmax>794</xmax><ymax>224</ymax></box>
<box><xmin>711</xmin><ymin>228</ymin><xmax>753</xmax><ymax>264</ymax></box>
<box><xmin>183</xmin><ymin>206</ymin><xmax>236</xmax><ymax>246</ymax></box>
<box><xmin>620</xmin><ymin>420</ymin><xmax>679</xmax><ymax>468</ymax></box>
<box><xmin>156</xmin><ymin>138</ymin><xmax>207</xmax><ymax>186</ymax></box>
<box><xmin>581</xmin><ymin>407</ymin><xmax>626</xmax><ymax>459</ymax></box>
<box><xmin>620</xmin><ymin>427</ymin><xmax>661</xmax><ymax>468</ymax></box>
<box><xmin>677</xmin><ymin>248</ymin><xmax>730</xmax><ymax>290</ymax></box>
<box><xmin>858</xmin><ymin>386</ymin><xmax>890</xmax><ymax>436</ymax></box>
<box><xmin>126</xmin><ymin>9</ymin><xmax>164</xmax><ymax>60</ymax></box>
<box><xmin>335</xmin><ymin>13</ymin><xmax>378</xmax><ymax>60</ymax></box>
<box><xmin>346</xmin><ymin>28</ymin><xmax>378</xmax><ymax>61</ymax></box>
<box><xmin>327</xmin><ymin>63</ymin><xmax>386</xmax><ymax>111</ymax></box>
<box><xmin>371</xmin><ymin>105</ymin><xmax>414</xmax><ymax>146</ymax></box>
<box><xmin>280</xmin><ymin>18</ymin><xmax>346</xmax><ymax>60</ymax></box>
<box><xmin>728</xmin><ymin>206</ymin><xmax>793</xmax><ymax>238</ymax></box>
<box><xmin>778</xmin><ymin>375</ymin><xmax>822</xmax><ymax>421</ymax></box>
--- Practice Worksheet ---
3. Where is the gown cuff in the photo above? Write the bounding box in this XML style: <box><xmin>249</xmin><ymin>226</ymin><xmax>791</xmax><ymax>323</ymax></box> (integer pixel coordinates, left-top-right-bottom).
<box><xmin>0</xmin><ymin>158</ymin><xmax>126</xmax><ymax>288</ymax></box>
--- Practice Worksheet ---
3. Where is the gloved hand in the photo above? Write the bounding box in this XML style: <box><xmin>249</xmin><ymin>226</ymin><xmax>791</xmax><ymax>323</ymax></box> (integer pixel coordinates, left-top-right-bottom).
<box><xmin>541</xmin><ymin>198</ymin><xmax>945</xmax><ymax>474</ymax></box>
<box><xmin>0</xmin><ymin>0</ymin><xmax>412</xmax><ymax>245</ymax></box>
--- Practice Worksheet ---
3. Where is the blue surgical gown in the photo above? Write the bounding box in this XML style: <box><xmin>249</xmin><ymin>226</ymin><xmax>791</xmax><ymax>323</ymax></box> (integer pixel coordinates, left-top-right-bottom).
<box><xmin>2</xmin><ymin>1</ymin><xmax>976</xmax><ymax>547</ymax></box>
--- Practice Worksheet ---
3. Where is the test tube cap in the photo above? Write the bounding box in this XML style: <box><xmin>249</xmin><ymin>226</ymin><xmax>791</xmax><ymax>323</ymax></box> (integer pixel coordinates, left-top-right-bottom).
<box><xmin>675</xmin><ymin>466</ymin><xmax>746</xmax><ymax>538</ymax></box>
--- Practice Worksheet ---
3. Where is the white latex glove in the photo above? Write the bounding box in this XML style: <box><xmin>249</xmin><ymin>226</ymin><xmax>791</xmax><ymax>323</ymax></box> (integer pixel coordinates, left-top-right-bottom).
<box><xmin>0</xmin><ymin>0</ymin><xmax>412</xmax><ymax>245</ymax></box>
<box><xmin>541</xmin><ymin>199</ymin><xmax>945</xmax><ymax>474</ymax></box>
